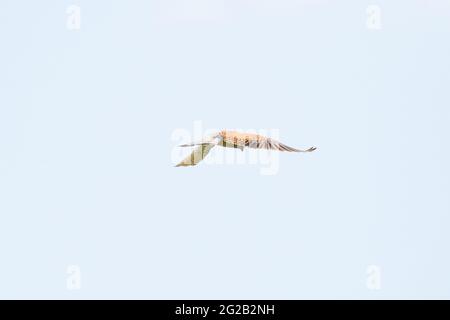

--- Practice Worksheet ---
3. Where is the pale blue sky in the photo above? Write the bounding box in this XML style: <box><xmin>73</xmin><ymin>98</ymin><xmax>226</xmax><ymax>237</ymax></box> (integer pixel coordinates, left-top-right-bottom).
<box><xmin>1</xmin><ymin>1</ymin><xmax>450</xmax><ymax>299</ymax></box>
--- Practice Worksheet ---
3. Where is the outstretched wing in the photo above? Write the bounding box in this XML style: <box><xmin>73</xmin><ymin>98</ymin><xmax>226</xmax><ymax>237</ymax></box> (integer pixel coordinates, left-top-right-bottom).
<box><xmin>222</xmin><ymin>131</ymin><xmax>316</xmax><ymax>152</ymax></box>
<box><xmin>175</xmin><ymin>144</ymin><xmax>216</xmax><ymax>167</ymax></box>
<box><xmin>247</xmin><ymin>135</ymin><xmax>316</xmax><ymax>152</ymax></box>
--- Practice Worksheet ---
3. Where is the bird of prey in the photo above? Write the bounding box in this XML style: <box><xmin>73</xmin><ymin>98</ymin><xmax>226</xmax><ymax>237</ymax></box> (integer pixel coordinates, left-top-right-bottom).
<box><xmin>175</xmin><ymin>130</ymin><xmax>316</xmax><ymax>167</ymax></box>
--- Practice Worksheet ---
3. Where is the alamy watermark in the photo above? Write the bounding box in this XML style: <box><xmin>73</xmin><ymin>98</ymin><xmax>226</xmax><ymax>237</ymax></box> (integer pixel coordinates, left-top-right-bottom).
<box><xmin>66</xmin><ymin>265</ymin><xmax>81</xmax><ymax>290</ymax></box>
<box><xmin>66</xmin><ymin>5</ymin><xmax>81</xmax><ymax>30</ymax></box>
<box><xmin>366</xmin><ymin>5</ymin><xmax>382</xmax><ymax>30</ymax></box>
<box><xmin>171</xmin><ymin>121</ymin><xmax>283</xmax><ymax>175</ymax></box>
<box><xmin>366</xmin><ymin>265</ymin><xmax>382</xmax><ymax>290</ymax></box>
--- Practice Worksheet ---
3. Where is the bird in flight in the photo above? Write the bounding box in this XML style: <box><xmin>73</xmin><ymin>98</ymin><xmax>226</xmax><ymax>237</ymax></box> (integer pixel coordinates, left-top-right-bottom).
<box><xmin>175</xmin><ymin>130</ymin><xmax>316</xmax><ymax>167</ymax></box>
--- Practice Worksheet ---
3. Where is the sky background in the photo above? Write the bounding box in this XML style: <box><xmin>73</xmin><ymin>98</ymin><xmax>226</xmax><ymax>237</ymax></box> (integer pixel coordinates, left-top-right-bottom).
<box><xmin>1</xmin><ymin>0</ymin><xmax>450</xmax><ymax>299</ymax></box>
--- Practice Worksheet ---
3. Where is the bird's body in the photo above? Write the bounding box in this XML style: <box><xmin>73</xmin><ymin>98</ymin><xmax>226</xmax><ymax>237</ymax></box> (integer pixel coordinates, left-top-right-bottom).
<box><xmin>175</xmin><ymin>130</ymin><xmax>316</xmax><ymax>167</ymax></box>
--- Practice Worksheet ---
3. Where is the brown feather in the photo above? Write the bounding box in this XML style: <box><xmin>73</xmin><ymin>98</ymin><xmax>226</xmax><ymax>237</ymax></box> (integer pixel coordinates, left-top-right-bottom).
<box><xmin>218</xmin><ymin>130</ymin><xmax>315</xmax><ymax>152</ymax></box>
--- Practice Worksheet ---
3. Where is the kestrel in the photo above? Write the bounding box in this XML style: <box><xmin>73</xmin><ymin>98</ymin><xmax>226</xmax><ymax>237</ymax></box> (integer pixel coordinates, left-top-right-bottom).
<box><xmin>175</xmin><ymin>130</ymin><xmax>316</xmax><ymax>167</ymax></box>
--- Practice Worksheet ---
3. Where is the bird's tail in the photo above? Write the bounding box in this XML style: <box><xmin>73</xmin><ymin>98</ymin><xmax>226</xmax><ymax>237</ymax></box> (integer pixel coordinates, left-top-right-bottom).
<box><xmin>179</xmin><ymin>136</ymin><xmax>221</xmax><ymax>147</ymax></box>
